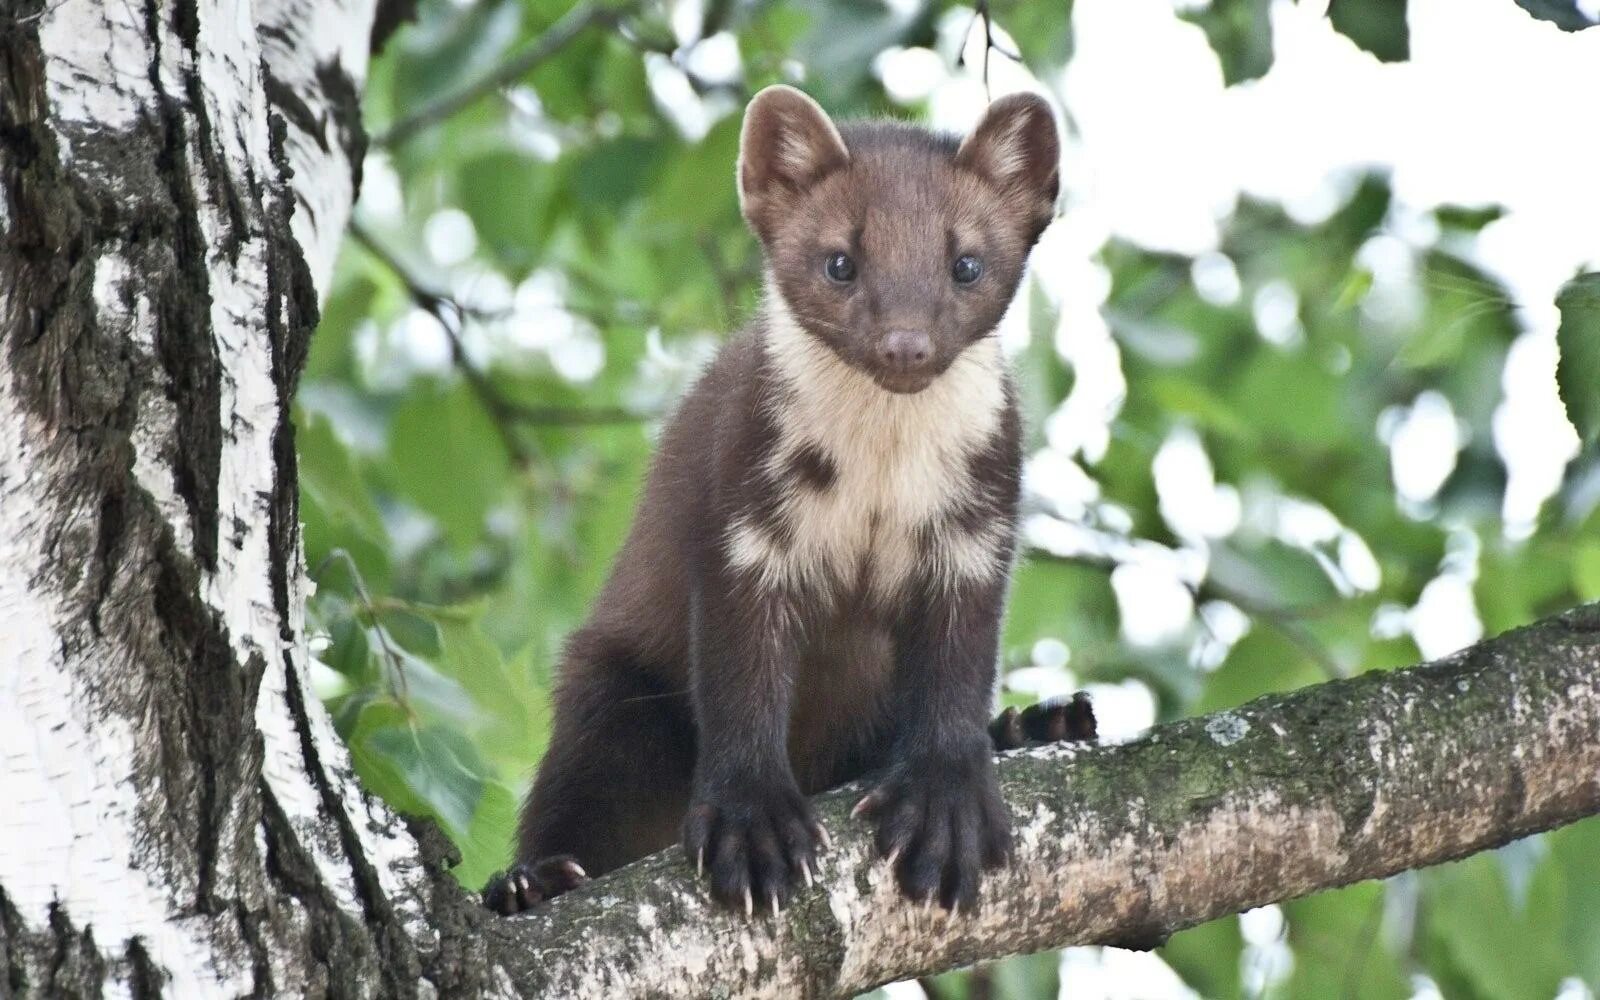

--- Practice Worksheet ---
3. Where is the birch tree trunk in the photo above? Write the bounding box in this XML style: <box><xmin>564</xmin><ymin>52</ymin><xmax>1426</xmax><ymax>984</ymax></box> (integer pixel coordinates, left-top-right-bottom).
<box><xmin>0</xmin><ymin>0</ymin><xmax>454</xmax><ymax>994</ymax></box>
<box><xmin>2</xmin><ymin>2</ymin><xmax>1598</xmax><ymax>998</ymax></box>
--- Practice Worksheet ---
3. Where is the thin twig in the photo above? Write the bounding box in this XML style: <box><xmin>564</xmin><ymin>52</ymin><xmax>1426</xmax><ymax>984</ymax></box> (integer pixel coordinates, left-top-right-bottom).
<box><xmin>348</xmin><ymin>221</ymin><xmax>648</xmax><ymax>468</ymax></box>
<box><xmin>375</xmin><ymin>0</ymin><xmax>626</xmax><ymax>147</ymax></box>
<box><xmin>957</xmin><ymin>0</ymin><xmax>1023</xmax><ymax>100</ymax></box>
<box><xmin>312</xmin><ymin>548</ymin><xmax>413</xmax><ymax>710</ymax></box>
<box><xmin>349</xmin><ymin>221</ymin><xmax>536</xmax><ymax>467</ymax></box>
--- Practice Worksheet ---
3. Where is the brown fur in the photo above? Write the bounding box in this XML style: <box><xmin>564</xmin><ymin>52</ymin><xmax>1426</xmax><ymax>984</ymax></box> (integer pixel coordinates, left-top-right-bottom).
<box><xmin>492</xmin><ymin>87</ymin><xmax>1061</xmax><ymax>916</ymax></box>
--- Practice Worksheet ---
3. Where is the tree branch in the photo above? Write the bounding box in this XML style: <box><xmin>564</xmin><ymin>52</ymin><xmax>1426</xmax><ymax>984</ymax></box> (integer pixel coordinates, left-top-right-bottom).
<box><xmin>479</xmin><ymin>603</ymin><xmax>1600</xmax><ymax>997</ymax></box>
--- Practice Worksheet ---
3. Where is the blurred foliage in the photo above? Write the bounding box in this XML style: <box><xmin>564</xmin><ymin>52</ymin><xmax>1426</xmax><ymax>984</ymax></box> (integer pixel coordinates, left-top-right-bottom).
<box><xmin>298</xmin><ymin>0</ymin><xmax>1600</xmax><ymax>996</ymax></box>
<box><xmin>1558</xmin><ymin>272</ymin><xmax>1600</xmax><ymax>446</ymax></box>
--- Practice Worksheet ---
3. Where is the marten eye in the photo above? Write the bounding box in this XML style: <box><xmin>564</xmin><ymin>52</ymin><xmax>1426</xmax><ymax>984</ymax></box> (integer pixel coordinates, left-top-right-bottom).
<box><xmin>952</xmin><ymin>255</ymin><xmax>983</xmax><ymax>285</ymax></box>
<box><xmin>824</xmin><ymin>252</ymin><xmax>857</xmax><ymax>284</ymax></box>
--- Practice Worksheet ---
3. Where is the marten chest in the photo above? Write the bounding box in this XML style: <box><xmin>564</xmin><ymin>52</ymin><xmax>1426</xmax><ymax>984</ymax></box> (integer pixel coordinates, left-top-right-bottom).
<box><xmin>724</xmin><ymin>337</ymin><xmax>1012</xmax><ymax>602</ymax></box>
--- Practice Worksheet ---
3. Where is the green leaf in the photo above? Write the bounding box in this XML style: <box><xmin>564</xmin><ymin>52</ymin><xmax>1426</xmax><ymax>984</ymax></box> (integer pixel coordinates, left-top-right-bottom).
<box><xmin>1544</xmin><ymin>817</ymin><xmax>1600</xmax><ymax>987</ymax></box>
<box><xmin>307</xmin><ymin>266</ymin><xmax>378</xmax><ymax>380</ymax></box>
<box><xmin>1512</xmin><ymin>0</ymin><xmax>1599</xmax><ymax>30</ymax></box>
<box><xmin>570</xmin><ymin>136</ymin><xmax>666</xmax><ymax>214</ymax></box>
<box><xmin>1229</xmin><ymin>352</ymin><xmax>1343</xmax><ymax>449</ymax></box>
<box><xmin>1435</xmin><ymin>204</ymin><xmax>1506</xmax><ymax>233</ymax></box>
<box><xmin>1198</xmin><ymin>628</ymin><xmax>1325</xmax><ymax>712</ymax></box>
<box><xmin>1147</xmin><ymin>376</ymin><xmax>1250</xmax><ymax>438</ymax></box>
<box><xmin>369</xmin><ymin>724</ymin><xmax>489</xmax><ymax>838</ymax></box>
<box><xmin>298</xmin><ymin>414</ymin><xmax>393</xmax><ymax>592</ymax></box>
<box><xmin>987</xmin><ymin>950</ymin><xmax>1061</xmax><ymax>999</ymax></box>
<box><xmin>920</xmin><ymin>952</ymin><xmax>1059</xmax><ymax>1000</ymax></box>
<box><xmin>458</xmin><ymin>151</ymin><xmax>564</xmax><ymax>272</ymax></box>
<box><xmin>1575</xmin><ymin>543</ymin><xmax>1600</xmax><ymax>601</ymax></box>
<box><xmin>1476</xmin><ymin>539</ymin><xmax>1577</xmax><ymax>637</ymax></box>
<box><xmin>1161</xmin><ymin>915</ymin><xmax>1243</xmax><ymax>999</ymax></box>
<box><xmin>1419</xmin><ymin>852</ymin><xmax>1570</xmax><ymax>1000</ymax></box>
<box><xmin>1207</xmin><ymin>539</ymin><xmax>1340</xmax><ymax>611</ymax></box>
<box><xmin>454</xmin><ymin>779</ymin><xmax>520</xmax><ymax>890</ymax></box>
<box><xmin>1181</xmin><ymin>0</ymin><xmax>1273</xmax><ymax>85</ymax></box>
<box><xmin>386</xmin><ymin>383</ymin><xmax>511</xmax><ymax>546</ymax></box>
<box><xmin>641</xmin><ymin>117</ymin><xmax>742</xmax><ymax>231</ymax></box>
<box><xmin>344</xmin><ymin>700</ymin><xmax>431</xmax><ymax>818</ymax></box>
<box><xmin>1330</xmin><ymin>267</ymin><xmax>1373</xmax><ymax>315</ymax></box>
<box><xmin>1004</xmin><ymin>0</ymin><xmax>1076</xmax><ymax>69</ymax></box>
<box><xmin>1556</xmin><ymin>272</ymin><xmax>1600</xmax><ymax>444</ymax></box>
<box><xmin>437</xmin><ymin>617</ymin><xmax>548</xmax><ymax>765</ymax></box>
<box><xmin>1327</xmin><ymin>0</ymin><xmax>1409</xmax><ymax>62</ymax></box>
<box><xmin>299</xmin><ymin>413</ymin><xmax>385</xmax><ymax>543</ymax></box>
<box><xmin>793</xmin><ymin>0</ymin><xmax>929</xmax><ymax>106</ymax></box>
<box><xmin>389</xmin><ymin>0</ymin><xmax>525</xmax><ymax>122</ymax></box>
<box><xmin>1401</xmin><ymin>252</ymin><xmax>1517</xmax><ymax>371</ymax></box>
<box><xmin>1284</xmin><ymin>883</ymin><xmax>1410</xmax><ymax>1000</ymax></box>
<box><xmin>1004</xmin><ymin>557</ymin><xmax>1120</xmax><ymax>665</ymax></box>
<box><xmin>318</xmin><ymin>609</ymin><xmax>374</xmax><ymax>683</ymax></box>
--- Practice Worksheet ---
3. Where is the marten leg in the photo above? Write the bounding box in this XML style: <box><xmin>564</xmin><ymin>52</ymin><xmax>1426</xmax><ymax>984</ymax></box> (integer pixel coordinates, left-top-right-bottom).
<box><xmin>989</xmin><ymin>692</ymin><xmax>1097</xmax><ymax>752</ymax></box>
<box><xmin>485</xmin><ymin>652</ymin><xmax>694</xmax><ymax>915</ymax></box>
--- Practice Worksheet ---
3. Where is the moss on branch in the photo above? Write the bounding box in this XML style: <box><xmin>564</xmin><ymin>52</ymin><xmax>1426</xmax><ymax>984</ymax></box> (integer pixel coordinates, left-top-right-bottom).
<box><xmin>476</xmin><ymin>604</ymin><xmax>1600</xmax><ymax>998</ymax></box>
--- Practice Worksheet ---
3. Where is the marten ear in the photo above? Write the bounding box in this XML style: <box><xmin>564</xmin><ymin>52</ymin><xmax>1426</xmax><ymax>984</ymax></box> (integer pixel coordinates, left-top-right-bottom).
<box><xmin>738</xmin><ymin>85</ymin><xmax>850</xmax><ymax>238</ymax></box>
<box><xmin>956</xmin><ymin>93</ymin><xmax>1060</xmax><ymax>237</ymax></box>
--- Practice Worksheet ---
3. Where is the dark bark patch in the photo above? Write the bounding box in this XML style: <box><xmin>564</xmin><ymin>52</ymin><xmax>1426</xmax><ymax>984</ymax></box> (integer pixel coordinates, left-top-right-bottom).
<box><xmin>316</xmin><ymin>61</ymin><xmax>367</xmax><ymax>195</ymax></box>
<box><xmin>45</xmin><ymin>903</ymin><xmax>107</xmax><ymax>998</ymax></box>
<box><xmin>258</xmin><ymin>779</ymin><xmax>379</xmax><ymax>996</ymax></box>
<box><xmin>146</xmin><ymin>0</ymin><xmax>223</xmax><ymax>572</ymax></box>
<box><xmin>264</xmin><ymin>110</ymin><xmax>320</xmax><ymax>635</ymax></box>
<box><xmin>124</xmin><ymin>938</ymin><xmax>166</xmax><ymax>1000</ymax></box>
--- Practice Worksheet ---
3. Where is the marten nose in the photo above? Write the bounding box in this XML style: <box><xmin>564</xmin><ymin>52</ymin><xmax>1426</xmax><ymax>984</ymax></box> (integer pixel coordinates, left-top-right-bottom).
<box><xmin>878</xmin><ymin>330</ymin><xmax>932</xmax><ymax>373</ymax></box>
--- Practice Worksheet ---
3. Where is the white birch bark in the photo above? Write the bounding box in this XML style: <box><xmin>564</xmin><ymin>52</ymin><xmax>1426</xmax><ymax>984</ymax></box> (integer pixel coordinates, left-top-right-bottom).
<box><xmin>0</xmin><ymin>0</ymin><xmax>436</xmax><ymax>994</ymax></box>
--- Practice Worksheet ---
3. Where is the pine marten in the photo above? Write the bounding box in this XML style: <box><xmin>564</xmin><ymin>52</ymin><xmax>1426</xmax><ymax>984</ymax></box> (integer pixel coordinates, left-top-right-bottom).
<box><xmin>486</xmin><ymin>85</ymin><xmax>1092</xmax><ymax>918</ymax></box>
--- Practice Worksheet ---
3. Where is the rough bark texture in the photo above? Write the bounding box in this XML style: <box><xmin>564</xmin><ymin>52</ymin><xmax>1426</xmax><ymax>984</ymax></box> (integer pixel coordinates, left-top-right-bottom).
<box><xmin>2</xmin><ymin>1</ymin><xmax>1599</xmax><ymax>997</ymax></box>
<box><xmin>0</xmin><ymin>0</ymin><xmax>462</xmax><ymax>995</ymax></box>
<box><xmin>486</xmin><ymin>604</ymin><xmax>1600</xmax><ymax>997</ymax></box>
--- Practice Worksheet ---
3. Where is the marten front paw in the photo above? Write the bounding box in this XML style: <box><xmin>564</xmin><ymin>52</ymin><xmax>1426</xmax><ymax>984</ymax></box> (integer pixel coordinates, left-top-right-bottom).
<box><xmin>682</xmin><ymin>782</ymin><xmax>827</xmax><ymax>917</ymax></box>
<box><xmin>989</xmin><ymin>692</ymin><xmax>1097</xmax><ymax>751</ymax></box>
<box><xmin>482</xmin><ymin>855</ymin><xmax>589</xmax><ymax>915</ymax></box>
<box><xmin>853</xmin><ymin>751</ymin><xmax>1010</xmax><ymax>913</ymax></box>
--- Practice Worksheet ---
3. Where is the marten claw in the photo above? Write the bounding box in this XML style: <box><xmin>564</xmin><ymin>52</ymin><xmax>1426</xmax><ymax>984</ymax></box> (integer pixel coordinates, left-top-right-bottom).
<box><xmin>858</xmin><ymin>748</ymin><xmax>1011</xmax><ymax>913</ymax></box>
<box><xmin>683</xmin><ymin>783</ymin><xmax>820</xmax><ymax>917</ymax></box>
<box><xmin>483</xmin><ymin>854</ymin><xmax>590</xmax><ymax>915</ymax></box>
<box><xmin>851</xmin><ymin>790</ymin><xmax>882</xmax><ymax>820</ymax></box>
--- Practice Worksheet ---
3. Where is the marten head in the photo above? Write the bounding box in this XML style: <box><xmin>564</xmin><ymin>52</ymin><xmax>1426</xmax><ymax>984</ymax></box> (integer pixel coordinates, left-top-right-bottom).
<box><xmin>738</xmin><ymin>85</ymin><xmax>1059</xmax><ymax>394</ymax></box>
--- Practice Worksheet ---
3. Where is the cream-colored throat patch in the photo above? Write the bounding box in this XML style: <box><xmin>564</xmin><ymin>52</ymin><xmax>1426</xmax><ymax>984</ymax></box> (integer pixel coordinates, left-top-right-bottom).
<box><xmin>726</xmin><ymin>288</ymin><xmax>1010</xmax><ymax>598</ymax></box>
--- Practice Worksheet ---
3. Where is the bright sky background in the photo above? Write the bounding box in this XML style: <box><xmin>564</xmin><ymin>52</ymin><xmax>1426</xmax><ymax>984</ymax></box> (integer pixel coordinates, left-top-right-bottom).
<box><xmin>360</xmin><ymin>3</ymin><xmax>1600</xmax><ymax>995</ymax></box>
